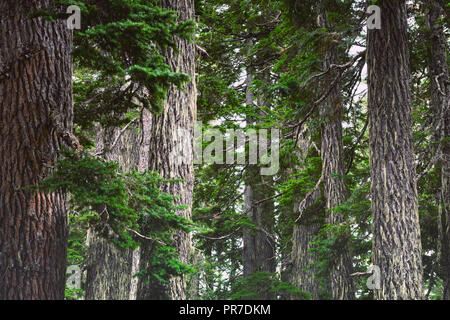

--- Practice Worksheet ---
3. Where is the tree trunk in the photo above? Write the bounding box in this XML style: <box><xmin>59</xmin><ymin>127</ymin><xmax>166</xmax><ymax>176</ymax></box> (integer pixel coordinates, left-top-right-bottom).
<box><xmin>290</xmin><ymin>128</ymin><xmax>321</xmax><ymax>299</ymax></box>
<box><xmin>427</xmin><ymin>0</ymin><xmax>450</xmax><ymax>300</ymax></box>
<box><xmin>84</xmin><ymin>123</ymin><xmax>141</xmax><ymax>300</ymax></box>
<box><xmin>243</xmin><ymin>186</ymin><xmax>257</xmax><ymax>277</ymax></box>
<box><xmin>84</xmin><ymin>229</ymin><xmax>133</xmax><ymax>300</ymax></box>
<box><xmin>367</xmin><ymin>0</ymin><xmax>423</xmax><ymax>300</ymax></box>
<box><xmin>243</xmin><ymin>175</ymin><xmax>276</xmax><ymax>278</ymax></box>
<box><xmin>241</xmin><ymin>66</ymin><xmax>276</xmax><ymax>299</ymax></box>
<box><xmin>136</xmin><ymin>0</ymin><xmax>197</xmax><ymax>300</ymax></box>
<box><xmin>186</xmin><ymin>249</ymin><xmax>202</xmax><ymax>300</ymax></box>
<box><xmin>0</xmin><ymin>1</ymin><xmax>72</xmax><ymax>299</ymax></box>
<box><xmin>290</xmin><ymin>218</ymin><xmax>321</xmax><ymax>299</ymax></box>
<box><xmin>318</xmin><ymin>10</ymin><xmax>354</xmax><ymax>300</ymax></box>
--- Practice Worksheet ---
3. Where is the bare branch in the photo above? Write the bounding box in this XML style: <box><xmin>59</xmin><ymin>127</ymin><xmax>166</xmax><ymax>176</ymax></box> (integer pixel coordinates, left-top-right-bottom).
<box><xmin>295</xmin><ymin>175</ymin><xmax>323</xmax><ymax>223</ymax></box>
<box><xmin>126</xmin><ymin>227</ymin><xmax>166</xmax><ymax>246</ymax></box>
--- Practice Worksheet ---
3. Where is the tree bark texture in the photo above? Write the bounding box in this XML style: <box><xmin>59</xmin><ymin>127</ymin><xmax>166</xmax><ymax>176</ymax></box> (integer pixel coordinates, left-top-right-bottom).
<box><xmin>291</xmin><ymin>209</ymin><xmax>321</xmax><ymax>299</ymax></box>
<box><xmin>318</xmin><ymin>9</ymin><xmax>354</xmax><ymax>300</ymax></box>
<box><xmin>243</xmin><ymin>178</ymin><xmax>276</xmax><ymax>278</ymax></box>
<box><xmin>290</xmin><ymin>128</ymin><xmax>321</xmax><ymax>299</ymax></box>
<box><xmin>367</xmin><ymin>0</ymin><xmax>424</xmax><ymax>300</ymax></box>
<box><xmin>0</xmin><ymin>1</ymin><xmax>72</xmax><ymax>299</ymax></box>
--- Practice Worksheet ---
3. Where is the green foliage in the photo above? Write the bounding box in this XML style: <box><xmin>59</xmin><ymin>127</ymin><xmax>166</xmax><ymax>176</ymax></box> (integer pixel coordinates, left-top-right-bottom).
<box><xmin>80</xmin><ymin>5</ymin><xmax>191</xmax><ymax>126</ymax></box>
<box><xmin>65</xmin><ymin>287</ymin><xmax>84</xmax><ymax>300</ymax></box>
<box><xmin>31</xmin><ymin>1</ymin><xmax>195</xmax><ymax>146</ymax></box>
<box><xmin>231</xmin><ymin>272</ymin><xmax>311</xmax><ymax>300</ymax></box>
<box><xmin>36</xmin><ymin>148</ymin><xmax>195</xmax><ymax>243</ymax></box>
<box><xmin>34</xmin><ymin>148</ymin><xmax>197</xmax><ymax>294</ymax></box>
<box><xmin>57</xmin><ymin>0</ymin><xmax>195</xmax><ymax>144</ymax></box>
<box><xmin>64</xmin><ymin>215</ymin><xmax>88</xmax><ymax>300</ymax></box>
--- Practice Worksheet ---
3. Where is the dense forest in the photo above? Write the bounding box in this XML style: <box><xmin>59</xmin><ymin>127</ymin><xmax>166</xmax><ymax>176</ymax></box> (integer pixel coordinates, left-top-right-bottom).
<box><xmin>0</xmin><ymin>0</ymin><xmax>448</xmax><ymax>301</ymax></box>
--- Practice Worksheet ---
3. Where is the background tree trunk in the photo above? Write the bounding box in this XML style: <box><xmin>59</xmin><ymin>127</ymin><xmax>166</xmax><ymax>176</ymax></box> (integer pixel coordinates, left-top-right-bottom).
<box><xmin>290</xmin><ymin>211</ymin><xmax>321</xmax><ymax>299</ymax></box>
<box><xmin>367</xmin><ymin>0</ymin><xmax>424</xmax><ymax>300</ymax></box>
<box><xmin>242</xmin><ymin>67</ymin><xmax>276</xmax><ymax>299</ymax></box>
<box><xmin>290</xmin><ymin>128</ymin><xmax>321</xmax><ymax>300</ymax></box>
<box><xmin>318</xmin><ymin>9</ymin><xmax>354</xmax><ymax>300</ymax></box>
<box><xmin>84</xmin><ymin>123</ymin><xmax>141</xmax><ymax>300</ymax></box>
<box><xmin>136</xmin><ymin>0</ymin><xmax>197</xmax><ymax>300</ymax></box>
<box><xmin>0</xmin><ymin>1</ymin><xmax>72</xmax><ymax>299</ymax></box>
<box><xmin>243</xmin><ymin>173</ymin><xmax>276</xmax><ymax>278</ymax></box>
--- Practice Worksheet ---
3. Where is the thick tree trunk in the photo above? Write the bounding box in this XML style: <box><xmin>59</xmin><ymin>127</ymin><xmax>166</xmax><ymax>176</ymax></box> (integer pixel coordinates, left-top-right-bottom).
<box><xmin>290</xmin><ymin>129</ymin><xmax>321</xmax><ymax>299</ymax></box>
<box><xmin>318</xmin><ymin>10</ymin><xmax>354</xmax><ymax>300</ymax></box>
<box><xmin>290</xmin><ymin>218</ymin><xmax>320</xmax><ymax>299</ymax></box>
<box><xmin>84</xmin><ymin>124</ymin><xmax>141</xmax><ymax>300</ymax></box>
<box><xmin>0</xmin><ymin>1</ymin><xmax>72</xmax><ymax>299</ymax></box>
<box><xmin>136</xmin><ymin>0</ymin><xmax>197</xmax><ymax>300</ymax></box>
<box><xmin>367</xmin><ymin>0</ymin><xmax>423</xmax><ymax>300</ymax></box>
<box><xmin>85</xmin><ymin>229</ymin><xmax>133</xmax><ymax>300</ymax></box>
<box><xmin>427</xmin><ymin>0</ymin><xmax>450</xmax><ymax>300</ymax></box>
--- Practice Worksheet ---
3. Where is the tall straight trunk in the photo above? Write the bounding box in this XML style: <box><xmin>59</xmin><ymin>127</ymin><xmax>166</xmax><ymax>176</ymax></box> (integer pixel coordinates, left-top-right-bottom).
<box><xmin>291</xmin><ymin>211</ymin><xmax>321</xmax><ymax>299</ymax></box>
<box><xmin>243</xmin><ymin>173</ymin><xmax>276</xmax><ymax>278</ymax></box>
<box><xmin>84</xmin><ymin>123</ymin><xmax>141</xmax><ymax>300</ymax></box>
<box><xmin>318</xmin><ymin>10</ymin><xmax>354</xmax><ymax>300</ymax></box>
<box><xmin>136</xmin><ymin>0</ymin><xmax>197</xmax><ymax>300</ymax></box>
<box><xmin>290</xmin><ymin>128</ymin><xmax>321</xmax><ymax>299</ymax></box>
<box><xmin>427</xmin><ymin>0</ymin><xmax>450</xmax><ymax>300</ymax></box>
<box><xmin>242</xmin><ymin>67</ymin><xmax>276</xmax><ymax>295</ymax></box>
<box><xmin>129</xmin><ymin>109</ymin><xmax>152</xmax><ymax>300</ymax></box>
<box><xmin>243</xmin><ymin>169</ymin><xmax>276</xmax><ymax>300</ymax></box>
<box><xmin>186</xmin><ymin>250</ymin><xmax>202</xmax><ymax>300</ymax></box>
<box><xmin>0</xmin><ymin>1</ymin><xmax>72</xmax><ymax>299</ymax></box>
<box><xmin>367</xmin><ymin>0</ymin><xmax>423</xmax><ymax>300</ymax></box>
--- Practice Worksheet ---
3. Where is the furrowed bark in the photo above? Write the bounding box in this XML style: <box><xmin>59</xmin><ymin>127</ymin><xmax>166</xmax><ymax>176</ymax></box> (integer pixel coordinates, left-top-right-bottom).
<box><xmin>0</xmin><ymin>1</ymin><xmax>72</xmax><ymax>300</ymax></box>
<box><xmin>290</xmin><ymin>129</ymin><xmax>321</xmax><ymax>300</ymax></box>
<box><xmin>84</xmin><ymin>229</ymin><xmax>133</xmax><ymax>300</ymax></box>
<box><xmin>318</xmin><ymin>9</ymin><xmax>354</xmax><ymax>300</ymax></box>
<box><xmin>367</xmin><ymin>0</ymin><xmax>424</xmax><ymax>300</ymax></box>
<box><xmin>290</xmin><ymin>207</ymin><xmax>321</xmax><ymax>299</ymax></box>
